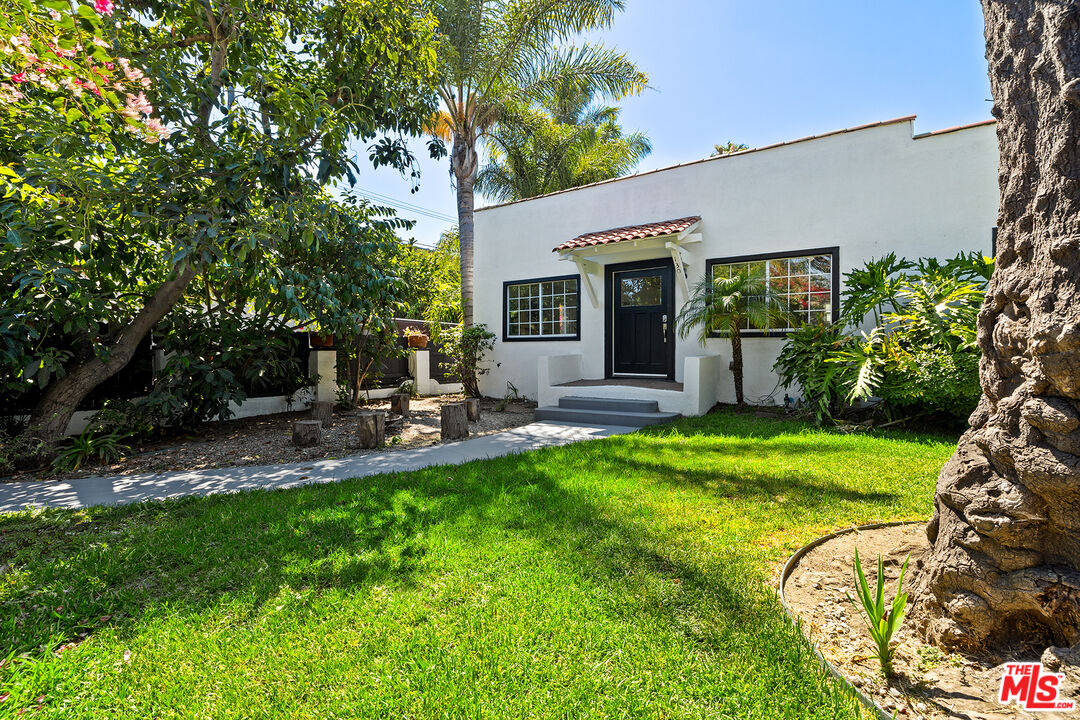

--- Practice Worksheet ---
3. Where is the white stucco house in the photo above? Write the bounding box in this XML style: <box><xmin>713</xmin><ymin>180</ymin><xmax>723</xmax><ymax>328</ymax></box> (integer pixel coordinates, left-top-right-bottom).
<box><xmin>472</xmin><ymin>115</ymin><xmax>999</xmax><ymax>424</ymax></box>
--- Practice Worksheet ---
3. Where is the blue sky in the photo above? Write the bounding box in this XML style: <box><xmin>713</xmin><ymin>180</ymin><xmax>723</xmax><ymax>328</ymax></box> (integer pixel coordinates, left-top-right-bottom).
<box><xmin>349</xmin><ymin>0</ymin><xmax>992</xmax><ymax>248</ymax></box>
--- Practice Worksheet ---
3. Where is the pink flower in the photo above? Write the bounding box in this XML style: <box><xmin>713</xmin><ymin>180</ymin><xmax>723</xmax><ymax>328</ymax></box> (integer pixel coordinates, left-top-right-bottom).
<box><xmin>94</xmin><ymin>0</ymin><xmax>114</xmax><ymax>16</ymax></box>
<box><xmin>92</xmin><ymin>36</ymin><xmax>109</xmax><ymax>48</ymax></box>
<box><xmin>143</xmin><ymin>117</ymin><xmax>170</xmax><ymax>143</ymax></box>
<box><xmin>117</xmin><ymin>57</ymin><xmax>143</xmax><ymax>81</ymax></box>
<box><xmin>11</xmin><ymin>72</ymin><xmax>28</xmax><ymax>83</ymax></box>
<box><xmin>0</xmin><ymin>83</ymin><xmax>23</xmax><ymax>103</ymax></box>
<box><xmin>49</xmin><ymin>9</ymin><xmax>62</xmax><ymax>20</ymax></box>
<box><xmin>124</xmin><ymin>91</ymin><xmax>152</xmax><ymax>114</ymax></box>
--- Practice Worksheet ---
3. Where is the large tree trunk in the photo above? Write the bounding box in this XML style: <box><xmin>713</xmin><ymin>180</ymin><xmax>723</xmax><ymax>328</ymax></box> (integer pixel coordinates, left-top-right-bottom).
<box><xmin>911</xmin><ymin>0</ymin><xmax>1080</xmax><ymax>653</ymax></box>
<box><xmin>24</xmin><ymin>264</ymin><xmax>198</xmax><ymax>443</ymax></box>
<box><xmin>452</xmin><ymin>130</ymin><xmax>478</xmax><ymax>327</ymax></box>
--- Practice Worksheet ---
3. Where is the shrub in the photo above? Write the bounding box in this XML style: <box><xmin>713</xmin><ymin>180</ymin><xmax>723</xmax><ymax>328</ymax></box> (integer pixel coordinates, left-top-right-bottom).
<box><xmin>440</xmin><ymin>324</ymin><xmax>496</xmax><ymax>398</ymax></box>
<box><xmin>773</xmin><ymin>322</ymin><xmax>855</xmax><ymax>420</ymax></box>
<box><xmin>52</xmin><ymin>427</ymin><xmax>131</xmax><ymax>473</ymax></box>
<box><xmin>775</xmin><ymin>252</ymin><xmax>990</xmax><ymax>424</ymax></box>
<box><xmin>880</xmin><ymin>348</ymin><xmax>981</xmax><ymax>420</ymax></box>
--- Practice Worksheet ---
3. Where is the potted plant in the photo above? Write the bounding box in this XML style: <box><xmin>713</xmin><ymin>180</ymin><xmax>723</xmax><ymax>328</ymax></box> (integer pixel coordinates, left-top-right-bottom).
<box><xmin>403</xmin><ymin>326</ymin><xmax>429</xmax><ymax>349</ymax></box>
<box><xmin>309</xmin><ymin>331</ymin><xmax>335</xmax><ymax>348</ymax></box>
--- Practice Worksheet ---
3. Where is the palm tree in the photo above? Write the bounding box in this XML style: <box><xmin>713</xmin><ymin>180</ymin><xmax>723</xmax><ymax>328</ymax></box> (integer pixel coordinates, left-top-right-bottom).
<box><xmin>712</xmin><ymin>141</ymin><xmax>748</xmax><ymax>156</ymax></box>
<box><xmin>475</xmin><ymin>84</ymin><xmax>651</xmax><ymax>202</ymax></box>
<box><xmin>676</xmin><ymin>270</ymin><xmax>790</xmax><ymax>405</ymax></box>
<box><xmin>427</xmin><ymin>0</ymin><xmax>648</xmax><ymax>326</ymax></box>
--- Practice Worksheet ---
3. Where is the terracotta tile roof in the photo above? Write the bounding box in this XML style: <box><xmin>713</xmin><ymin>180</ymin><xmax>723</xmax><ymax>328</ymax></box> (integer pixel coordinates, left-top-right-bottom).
<box><xmin>554</xmin><ymin>216</ymin><xmax>701</xmax><ymax>252</ymax></box>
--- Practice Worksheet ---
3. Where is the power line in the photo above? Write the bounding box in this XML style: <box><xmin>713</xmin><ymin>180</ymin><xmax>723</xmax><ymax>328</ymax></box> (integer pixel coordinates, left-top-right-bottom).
<box><xmin>353</xmin><ymin>187</ymin><xmax>457</xmax><ymax>224</ymax></box>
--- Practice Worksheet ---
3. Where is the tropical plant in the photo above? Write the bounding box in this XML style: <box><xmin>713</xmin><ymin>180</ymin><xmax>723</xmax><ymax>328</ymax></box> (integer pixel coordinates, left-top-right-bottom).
<box><xmin>677</xmin><ymin>270</ymin><xmax>790</xmax><ymax>405</ymax></box>
<box><xmin>51</xmin><ymin>427</ymin><xmax>131</xmax><ymax>473</ymax></box>
<box><xmin>426</xmin><ymin>0</ymin><xmax>648</xmax><ymax>326</ymax></box>
<box><xmin>476</xmin><ymin>83</ymin><xmax>651</xmax><ymax>202</ymax></box>
<box><xmin>847</xmin><ymin>549</ymin><xmax>909</xmax><ymax>677</ymax></box>
<box><xmin>712</xmin><ymin>141</ymin><xmax>748</xmax><ymax>156</ymax></box>
<box><xmin>772</xmin><ymin>322</ymin><xmax>855</xmax><ymax>420</ymax></box>
<box><xmin>3</xmin><ymin>0</ymin><xmax>441</xmax><ymax>454</ymax></box>
<box><xmin>840</xmin><ymin>252</ymin><xmax>915</xmax><ymax>328</ymax></box>
<box><xmin>775</xmin><ymin>252</ymin><xmax>990</xmax><ymax>424</ymax></box>
<box><xmin>440</xmin><ymin>324</ymin><xmax>497</xmax><ymax>398</ymax></box>
<box><xmin>840</xmin><ymin>272</ymin><xmax>986</xmax><ymax>419</ymax></box>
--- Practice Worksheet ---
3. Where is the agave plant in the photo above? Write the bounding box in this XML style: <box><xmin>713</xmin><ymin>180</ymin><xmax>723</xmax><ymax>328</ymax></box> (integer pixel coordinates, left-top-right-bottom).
<box><xmin>847</xmin><ymin>548</ymin><xmax>910</xmax><ymax>676</ymax></box>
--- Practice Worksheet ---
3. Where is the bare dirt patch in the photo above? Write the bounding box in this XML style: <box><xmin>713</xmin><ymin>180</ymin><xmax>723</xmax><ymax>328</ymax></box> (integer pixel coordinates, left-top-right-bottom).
<box><xmin>782</xmin><ymin>523</ymin><xmax>1080</xmax><ymax>719</ymax></box>
<box><xmin>8</xmin><ymin>396</ymin><xmax>534</xmax><ymax>482</ymax></box>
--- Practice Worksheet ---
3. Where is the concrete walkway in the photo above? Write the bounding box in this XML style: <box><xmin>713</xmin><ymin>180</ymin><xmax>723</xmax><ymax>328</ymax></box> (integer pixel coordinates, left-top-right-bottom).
<box><xmin>0</xmin><ymin>422</ymin><xmax>634</xmax><ymax>514</ymax></box>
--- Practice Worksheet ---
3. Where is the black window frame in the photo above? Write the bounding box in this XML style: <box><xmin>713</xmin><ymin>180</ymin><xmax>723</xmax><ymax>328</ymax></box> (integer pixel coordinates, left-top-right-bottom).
<box><xmin>703</xmin><ymin>246</ymin><xmax>840</xmax><ymax>338</ymax></box>
<box><xmin>502</xmin><ymin>273</ymin><xmax>583</xmax><ymax>342</ymax></box>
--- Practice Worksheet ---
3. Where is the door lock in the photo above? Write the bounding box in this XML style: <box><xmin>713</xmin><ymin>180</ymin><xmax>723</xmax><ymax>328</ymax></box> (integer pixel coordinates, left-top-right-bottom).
<box><xmin>662</xmin><ymin>314</ymin><xmax>669</xmax><ymax>340</ymax></box>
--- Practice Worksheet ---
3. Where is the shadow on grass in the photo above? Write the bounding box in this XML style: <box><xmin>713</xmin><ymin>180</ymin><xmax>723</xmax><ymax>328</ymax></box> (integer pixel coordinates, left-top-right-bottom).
<box><xmin>595</xmin><ymin>452</ymin><xmax>898</xmax><ymax>505</ymax></box>
<box><xmin>0</xmin><ymin>412</ymin><xmax>892</xmax><ymax>715</ymax></box>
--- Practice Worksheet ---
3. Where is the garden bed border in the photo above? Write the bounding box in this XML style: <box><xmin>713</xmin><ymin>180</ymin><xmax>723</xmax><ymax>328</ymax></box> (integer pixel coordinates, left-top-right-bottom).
<box><xmin>778</xmin><ymin>520</ymin><xmax>925</xmax><ymax>720</ymax></box>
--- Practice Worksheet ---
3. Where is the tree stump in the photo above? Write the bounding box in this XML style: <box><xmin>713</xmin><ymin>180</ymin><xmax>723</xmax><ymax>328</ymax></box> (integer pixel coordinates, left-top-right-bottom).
<box><xmin>441</xmin><ymin>403</ymin><xmax>469</xmax><ymax>441</ymax></box>
<box><xmin>390</xmin><ymin>393</ymin><xmax>410</xmax><ymax>417</ymax></box>
<box><xmin>310</xmin><ymin>400</ymin><xmax>334</xmax><ymax>428</ymax></box>
<box><xmin>357</xmin><ymin>410</ymin><xmax>386</xmax><ymax>449</ymax></box>
<box><xmin>292</xmin><ymin>420</ymin><xmax>322</xmax><ymax>448</ymax></box>
<box><xmin>464</xmin><ymin>397</ymin><xmax>481</xmax><ymax>422</ymax></box>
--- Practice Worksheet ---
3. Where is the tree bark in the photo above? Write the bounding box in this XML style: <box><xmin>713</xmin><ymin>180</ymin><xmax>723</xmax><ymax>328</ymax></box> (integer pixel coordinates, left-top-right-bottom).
<box><xmin>24</xmin><ymin>263</ymin><xmax>198</xmax><ymax>443</ymax></box>
<box><xmin>390</xmin><ymin>393</ymin><xmax>410</xmax><ymax>417</ymax></box>
<box><xmin>731</xmin><ymin>329</ymin><xmax>745</xmax><ymax>405</ymax></box>
<box><xmin>357</xmin><ymin>410</ymin><xmax>386</xmax><ymax>449</ymax></box>
<box><xmin>310</xmin><ymin>400</ymin><xmax>334</xmax><ymax>428</ymax></box>
<box><xmin>911</xmin><ymin>0</ymin><xmax>1080</xmax><ymax>653</ymax></box>
<box><xmin>292</xmin><ymin>420</ymin><xmax>322</xmax><ymax>447</ymax></box>
<box><xmin>452</xmin><ymin>129</ymin><xmax>478</xmax><ymax>327</ymax></box>
<box><xmin>464</xmin><ymin>397</ymin><xmax>480</xmax><ymax>421</ymax></box>
<box><xmin>440</xmin><ymin>402</ymin><xmax>469</xmax><ymax>441</ymax></box>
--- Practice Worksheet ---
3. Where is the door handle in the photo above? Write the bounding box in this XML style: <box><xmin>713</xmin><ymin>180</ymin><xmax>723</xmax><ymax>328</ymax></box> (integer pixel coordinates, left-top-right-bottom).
<box><xmin>662</xmin><ymin>314</ymin><xmax>668</xmax><ymax>341</ymax></box>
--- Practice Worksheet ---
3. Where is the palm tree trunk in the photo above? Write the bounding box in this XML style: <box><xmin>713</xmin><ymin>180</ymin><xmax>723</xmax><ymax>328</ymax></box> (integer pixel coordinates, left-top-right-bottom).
<box><xmin>24</xmin><ymin>263</ymin><xmax>198</xmax><ymax>444</ymax></box>
<box><xmin>452</xmin><ymin>132</ymin><xmax>478</xmax><ymax>328</ymax></box>
<box><xmin>731</xmin><ymin>328</ymin><xmax>744</xmax><ymax>405</ymax></box>
<box><xmin>911</xmin><ymin>0</ymin><xmax>1080</xmax><ymax>653</ymax></box>
<box><xmin>456</xmin><ymin>176</ymin><xmax>476</xmax><ymax>328</ymax></box>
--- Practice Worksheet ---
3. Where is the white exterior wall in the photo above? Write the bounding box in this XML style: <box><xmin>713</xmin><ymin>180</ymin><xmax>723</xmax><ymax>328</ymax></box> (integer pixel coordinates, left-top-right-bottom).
<box><xmin>473</xmin><ymin>118</ymin><xmax>999</xmax><ymax>406</ymax></box>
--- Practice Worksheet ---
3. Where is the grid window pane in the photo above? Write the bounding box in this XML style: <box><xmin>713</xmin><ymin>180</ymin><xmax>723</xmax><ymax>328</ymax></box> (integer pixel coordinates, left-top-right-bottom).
<box><xmin>711</xmin><ymin>252</ymin><xmax>834</xmax><ymax>331</ymax></box>
<box><xmin>506</xmin><ymin>277</ymin><xmax>579</xmax><ymax>338</ymax></box>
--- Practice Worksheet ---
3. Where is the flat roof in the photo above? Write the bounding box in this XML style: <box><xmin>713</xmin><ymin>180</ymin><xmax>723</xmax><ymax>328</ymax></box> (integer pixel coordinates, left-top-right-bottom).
<box><xmin>475</xmin><ymin>116</ymin><xmax>995</xmax><ymax>214</ymax></box>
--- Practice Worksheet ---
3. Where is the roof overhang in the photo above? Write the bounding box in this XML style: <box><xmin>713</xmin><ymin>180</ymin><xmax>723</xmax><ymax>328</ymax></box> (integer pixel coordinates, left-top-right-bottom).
<box><xmin>553</xmin><ymin>216</ymin><xmax>701</xmax><ymax>254</ymax></box>
<box><xmin>555</xmin><ymin>218</ymin><xmax>702</xmax><ymax>307</ymax></box>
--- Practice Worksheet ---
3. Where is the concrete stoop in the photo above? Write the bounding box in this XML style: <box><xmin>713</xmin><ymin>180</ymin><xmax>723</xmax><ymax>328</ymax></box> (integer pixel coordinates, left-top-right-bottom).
<box><xmin>534</xmin><ymin>396</ymin><xmax>681</xmax><ymax>428</ymax></box>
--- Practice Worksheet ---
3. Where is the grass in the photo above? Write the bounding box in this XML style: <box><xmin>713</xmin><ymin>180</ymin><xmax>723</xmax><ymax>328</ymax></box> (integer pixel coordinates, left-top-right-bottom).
<box><xmin>0</xmin><ymin>410</ymin><xmax>957</xmax><ymax>719</ymax></box>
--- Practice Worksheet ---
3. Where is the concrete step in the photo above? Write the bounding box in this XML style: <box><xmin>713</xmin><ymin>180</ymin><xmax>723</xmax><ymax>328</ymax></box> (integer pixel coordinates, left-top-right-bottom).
<box><xmin>535</xmin><ymin>405</ymin><xmax>681</xmax><ymax>428</ymax></box>
<box><xmin>557</xmin><ymin>396</ymin><xmax>660</xmax><ymax>413</ymax></box>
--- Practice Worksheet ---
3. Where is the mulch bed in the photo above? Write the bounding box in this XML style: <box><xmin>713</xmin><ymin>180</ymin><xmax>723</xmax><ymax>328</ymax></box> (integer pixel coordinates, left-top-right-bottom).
<box><xmin>782</xmin><ymin>523</ymin><xmax>1080</xmax><ymax>719</ymax></box>
<box><xmin>6</xmin><ymin>396</ymin><xmax>535</xmax><ymax>483</ymax></box>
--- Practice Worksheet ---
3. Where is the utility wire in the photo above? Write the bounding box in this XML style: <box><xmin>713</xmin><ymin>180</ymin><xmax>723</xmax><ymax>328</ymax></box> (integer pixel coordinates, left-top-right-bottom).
<box><xmin>354</xmin><ymin>187</ymin><xmax>457</xmax><ymax>224</ymax></box>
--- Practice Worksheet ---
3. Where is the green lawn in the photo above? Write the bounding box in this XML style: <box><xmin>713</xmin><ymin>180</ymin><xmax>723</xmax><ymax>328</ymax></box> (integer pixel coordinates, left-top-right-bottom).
<box><xmin>0</xmin><ymin>410</ymin><xmax>956</xmax><ymax>719</ymax></box>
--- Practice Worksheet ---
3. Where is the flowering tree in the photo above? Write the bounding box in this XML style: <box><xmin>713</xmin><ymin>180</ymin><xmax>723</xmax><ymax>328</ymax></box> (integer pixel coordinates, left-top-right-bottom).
<box><xmin>1</xmin><ymin>0</ymin><xmax>166</xmax><ymax>149</ymax></box>
<box><xmin>1</xmin><ymin>0</ymin><xmax>441</xmax><ymax>452</ymax></box>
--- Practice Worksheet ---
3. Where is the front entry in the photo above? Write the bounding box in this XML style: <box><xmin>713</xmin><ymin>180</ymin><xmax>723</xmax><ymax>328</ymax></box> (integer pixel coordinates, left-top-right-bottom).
<box><xmin>606</xmin><ymin>259</ymin><xmax>676</xmax><ymax>379</ymax></box>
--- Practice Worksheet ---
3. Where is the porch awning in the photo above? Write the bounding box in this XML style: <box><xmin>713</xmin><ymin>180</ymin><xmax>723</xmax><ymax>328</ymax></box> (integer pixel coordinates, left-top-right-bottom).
<box><xmin>553</xmin><ymin>216</ymin><xmax>701</xmax><ymax>253</ymax></box>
